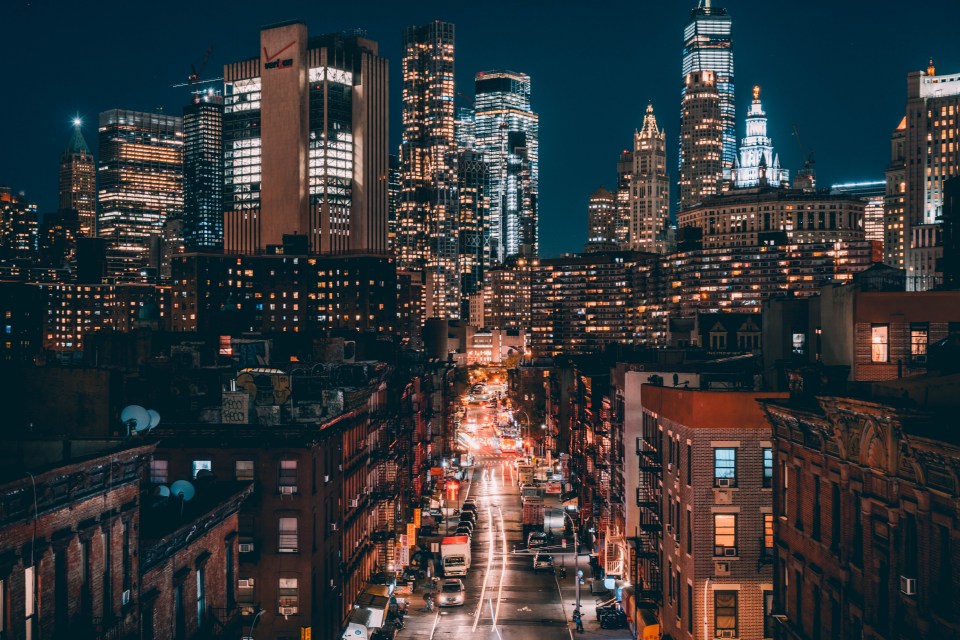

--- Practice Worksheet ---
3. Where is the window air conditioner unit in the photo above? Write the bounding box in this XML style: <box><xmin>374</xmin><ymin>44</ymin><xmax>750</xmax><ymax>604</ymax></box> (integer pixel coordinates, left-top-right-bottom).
<box><xmin>724</xmin><ymin>547</ymin><xmax>738</xmax><ymax>557</ymax></box>
<box><xmin>900</xmin><ymin>576</ymin><xmax>917</xmax><ymax>595</ymax></box>
<box><xmin>279</xmin><ymin>606</ymin><xmax>298</xmax><ymax>616</ymax></box>
<box><xmin>324</xmin><ymin>475</ymin><xmax>330</xmax><ymax>483</ymax></box>
<box><xmin>238</xmin><ymin>543</ymin><xmax>254</xmax><ymax>553</ymax></box>
<box><xmin>718</xmin><ymin>630</ymin><xmax>736</xmax><ymax>639</ymax></box>
<box><xmin>121</xmin><ymin>590</ymin><xmax>131</xmax><ymax>606</ymax></box>
<box><xmin>280</xmin><ymin>486</ymin><xmax>295</xmax><ymax>495</ymax></box>
<box><xmin>330</xmin><ymin>523</ymin><xmax>339</xmax><ymax>531</ymax></box>
<box><xmin>350</xmin><ymin>499</ymin><xmax>359</xmax><ymax>508</ymax></box>
<box><xmin>716</xmin><ymin>477</ymin><xmax>734</xmax><ymax>488</ymax></box>
<box><xmin>238</xmin><ymin>579</ymin><xmax>254</xmax><ymax>588</ymax></box>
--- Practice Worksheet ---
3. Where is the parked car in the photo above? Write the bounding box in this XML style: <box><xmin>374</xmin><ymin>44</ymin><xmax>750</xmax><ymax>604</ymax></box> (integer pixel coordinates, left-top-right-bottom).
<box><xmin>533</xmin><ymin>553</ymin><xmax>554</xmax><ymax>572</ymax></box>
<box><xmin>459</xmin><ymin>511</ymin><xmax>477</xmax><ymax>524</ymax></box>
<box><xmin>439</xmin><ymin>579</ymin><xmax>466</xmax><ymax>607</ymax></box>
<box><xmin>527</xmin><ymin>531</ymin><xmax>548</xmax><ymax>548</ymax></box>
<box><xmin>456</xmin><ymin>520</ymin><xmax>474</xmax><ymax>533</ymax></box>
<box><xmin>455</xmin><ymin>526</ymin><xmax>473</xmax><ymax>538</ymax></box>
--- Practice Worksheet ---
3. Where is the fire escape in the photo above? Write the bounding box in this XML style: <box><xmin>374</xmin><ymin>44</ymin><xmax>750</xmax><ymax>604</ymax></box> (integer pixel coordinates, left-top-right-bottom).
<box><xmin>630</xmin><ymin>411</ymin><xmax>663</xmax><ymax>601</ymax></box>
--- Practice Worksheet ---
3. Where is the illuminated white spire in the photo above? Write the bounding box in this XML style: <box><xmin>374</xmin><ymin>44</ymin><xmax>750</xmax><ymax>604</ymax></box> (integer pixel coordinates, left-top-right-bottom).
<box><xmin>734</xmin><ymin>85</ymin><xmax>789</xmax><ymax>189</ymax></box>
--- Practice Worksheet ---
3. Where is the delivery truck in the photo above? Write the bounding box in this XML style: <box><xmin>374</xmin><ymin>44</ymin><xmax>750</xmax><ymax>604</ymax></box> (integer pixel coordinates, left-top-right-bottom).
<box><xmin>441</xmin><ymin>535</ymin><xmax>471</xmax><ymax>577</ymax></box>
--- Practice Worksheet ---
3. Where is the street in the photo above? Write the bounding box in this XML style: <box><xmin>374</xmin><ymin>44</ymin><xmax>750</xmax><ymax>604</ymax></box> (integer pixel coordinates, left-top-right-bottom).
<box><xmin>399</xmin><ymin>379</ymin><xmax>631</xmax><ymax>640</ymax></box>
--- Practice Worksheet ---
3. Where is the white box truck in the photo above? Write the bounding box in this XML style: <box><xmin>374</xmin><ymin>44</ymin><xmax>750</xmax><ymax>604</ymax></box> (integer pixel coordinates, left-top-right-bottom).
<box><xmin>441</xmin><ymin>535</ymin><xmax>471</xmax><ymax>577</ymax></box>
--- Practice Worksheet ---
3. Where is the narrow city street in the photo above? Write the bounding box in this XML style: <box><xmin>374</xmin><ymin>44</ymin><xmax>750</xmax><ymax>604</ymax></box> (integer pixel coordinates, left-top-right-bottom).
<box><xmin>399</xmin><ymin>377</ymin><xmax>632</xmax><ymax>640</ymax></box>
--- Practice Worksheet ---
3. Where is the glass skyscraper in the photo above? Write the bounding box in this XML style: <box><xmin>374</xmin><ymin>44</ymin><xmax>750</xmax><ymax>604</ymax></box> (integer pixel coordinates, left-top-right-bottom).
<box><xmin>183</xmin><ymin>91</ymin><xmax>224</xmax><ymax>251</ymax></box>
<box><xmin>681</xmin><ymin>1</ymin><xmax>735</xmax><ymax>183</ymax></box>
<box><xmin>97</xmin><ymin>109</ymin><xmax>183</xmax><ymax>281</ymax></box>
<box><xmin>474</xmin><ymin>70</ymin><xmax>539</xmax><ymax>262</ymax></box>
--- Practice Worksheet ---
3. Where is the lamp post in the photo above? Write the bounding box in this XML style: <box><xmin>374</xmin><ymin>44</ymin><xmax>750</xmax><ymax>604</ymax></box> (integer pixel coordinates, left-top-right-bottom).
<box><xmin>563</xmin><ymin>511</ymin><xmax>581</xmax><ymax>613</ymax></box>
<box><xmin>247</xmin><ymin>608</ymin><xmax>265</xmax><ymax>640</ymax></box>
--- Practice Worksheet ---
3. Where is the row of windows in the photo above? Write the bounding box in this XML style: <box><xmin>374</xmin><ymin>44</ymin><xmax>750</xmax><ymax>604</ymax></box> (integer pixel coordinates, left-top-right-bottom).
<box><xmin>711</xmin><ymin>446</ymin><xmax>773</xmax><ymax>488</ymax></box>
<box><xmin>150</xmin><ymin>459</ymin><xmax>304</xmax><ymax>492</ymax></box>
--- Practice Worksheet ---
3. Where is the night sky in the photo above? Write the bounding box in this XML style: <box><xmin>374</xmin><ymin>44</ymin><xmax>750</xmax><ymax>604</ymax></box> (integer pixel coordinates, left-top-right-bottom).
<box><xmin>4</xmin><ymin>0</ymin><xmax>959</xmax><ymax>257</ymax></box>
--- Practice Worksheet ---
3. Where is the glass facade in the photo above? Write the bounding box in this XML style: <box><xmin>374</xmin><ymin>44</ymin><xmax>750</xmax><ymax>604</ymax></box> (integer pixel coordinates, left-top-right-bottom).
<box><xmin>183</xmin><ymin>92</ymin><xmax>224</xmax><ymax>251</ymax></box>
<box><xmin>97</xmin><ymin>109</ymin><xmax>183</xmax><ymax>281</ymax></box>
<box><xmin>681</xmin><ymin>2</ymin><xmax>735</xmax><ymax>182</ymax></box>
<box><xmin>457</xmin><ymin>150</ymin><xmax>489</xmax><ymax>319</ymax></box>
<box><xmin>474</xmin><ymin>70</ymin><xmax>539</xmax><ymax>263</ymax></box>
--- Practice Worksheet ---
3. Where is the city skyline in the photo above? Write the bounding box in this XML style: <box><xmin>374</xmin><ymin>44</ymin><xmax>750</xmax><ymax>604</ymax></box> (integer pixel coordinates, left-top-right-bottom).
<box><xmin>4</xmin><ymin>0</ymin><xmax>960</xmax><ymax>258</ymax></box>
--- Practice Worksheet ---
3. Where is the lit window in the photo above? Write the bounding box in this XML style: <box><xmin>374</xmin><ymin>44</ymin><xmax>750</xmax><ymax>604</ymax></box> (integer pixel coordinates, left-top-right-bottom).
<box><xmin>149</xmin><ymin>459</ymin><xmax>169</xmax><ymax>484</ymax></box>
<box><xmin>278</xmin><ymin>460</ymin><xmax>298</xmax><ymax>493</ymax></box>
<box><xmin>871</xmin><ymin>325</ymin><xmax>889</xmax><ymax>363</ymax></box>
<box><xmin>278</xmin><ymin>577</ymin><xmax>299</xmax><ymax>612</ymax></box>
<box><xmin>715</xmin><ymin>591</ymin><xmax>738</xmax><ymax>637</ymax></box>
<box><xmin>235</xmin><ymin>460</ymin><xmax>254</xmax><ymax>481</ymax></box>
<box><xmin>911</xmin><ymin>324</ymin><xmax>928</xmax><ymax>363</ymax></box>
<box><xmin>713</xmin><ymin>448</ymin><xmax>737</xmax><ymax>487</ymax></box>
<box><xmin>714</xmin><ymin>513</ymin><xmax>737</xmax><ymax>556</ymax></box>
<box><xmin>192</xmin><ymin>460</ymin><xmax>211</xmax><ymax>479</ymax></box>
<box><xmin>278</xmin><ymin>517</ymin><xmax>298</xmax><ymax>553</ymax></box>
<box><xmin>763</xmin><ymin>448</ymin><xmax>773</xmax><ymax>488</ymax></box>
<box><xmin>764</xmin><ymin>513</ymin><xmax>774</xmax><ymax>551</ymax></box>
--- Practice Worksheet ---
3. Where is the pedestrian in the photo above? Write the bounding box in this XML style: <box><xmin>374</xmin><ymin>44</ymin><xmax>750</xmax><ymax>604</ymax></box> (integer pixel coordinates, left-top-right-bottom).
<box><xmin>573</xmin><ymin>608</ymin><xmax>584</xmax><ymax>633</ymax></box>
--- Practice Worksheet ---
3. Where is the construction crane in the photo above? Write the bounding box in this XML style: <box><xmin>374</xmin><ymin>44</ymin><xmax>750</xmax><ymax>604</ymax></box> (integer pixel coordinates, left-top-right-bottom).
<box><xmin>792</xmin><ymin>123</ymin><xmax>816</xmax><ymax>189</ymax></box>
<box><xmin>171</xmin><ymin>46</ymin><xmax>223</xmax><ymax>89</ymax></box>
<box><xmin>792</xmin><ymin>123</ymin><xmax>815</xmax><ymax>170</ymax></box>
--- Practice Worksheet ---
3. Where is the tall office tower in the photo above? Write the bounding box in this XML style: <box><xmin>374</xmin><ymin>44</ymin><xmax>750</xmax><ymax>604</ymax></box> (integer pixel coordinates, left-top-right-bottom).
<box><xmin>397</xmin><ymin>21</ymin><xmax>460</xmax><ymax>319</ymax></box>
<box><xmin>458</xmin><ymin>150</ymin><xmax>490</xmax><ymax>319</ymax></box>
<box><xmin>629</xmin><ymin>104</ymin><xmax>671</xmax><ymax>253</ymax></box>
<box><xmin>183</xmin><ymin>91</ymin><xmax>224</xmax><ymax>252</ymax></box>
<box><xmin>884</xmin><ymin>117</ymin><xmax>907</xmax><ymax>269</ymax></box>
<box><xmin>733</xmin><ymin>86</ymin><xmax>789</xmax><ymax>189</ymax></box>
<box><xmin>39</xmin><ymin>208</ymin><xmax>79</xmax><ymax>267</ymax></box>
<box><xmin>679</xmin><ymin>70</ymin><xmax>724</xmax><ymax>210</ymax></box>
<box><xmin>0</xmin><ymin>187</ymin><xmax>38</xmax><ymax>263</ymax></box>
<box><xmin>615</xmin><ymin>150</ymin><xmax>634</xmax><ymax>247</ymax></box>
<box><xmin>223</xmin><ymin>23</ymin><xmax>389</xmax><ymax>256</ymax></box>
<box><xmin>587</xmin><ymin>187</ymin><xmax>618</xmax><ymax>248</ymax></box>
<box><xmin>58</xmin><ymin>119</ymin><xmax>96</xmax><ymax>237</ymax></box>
<box><xmin>832</xmin><ymin>181</ymin><xmax>886</xmax><ymax>256</ymax></box>
<box><xmin>456</xmin><ymin>107</ymin><xmax>476</xmax><ymax>151</ymax></box>
<box><xmin>681</xmin><ymin>0</ymin><xmax>735</xmax><ymax>181</ymax></box>
<box><xmin>474</xmin><ymin>70</ymin><xmax>539</xmax><ymax>263</ymax></box>
<box><xmin>97</xmin><ymin>109</ymin><xmax>183</xmax><ymax>280</ymax></box>
<box><xmin>890</xmin><ymin>60</ymin><xmax>960</xmax><ymax>290</ymax></box>
<box><xmin>387</xmin><ymin>154</ymin><xmax>400</xmax><ymax>254</ymax></box>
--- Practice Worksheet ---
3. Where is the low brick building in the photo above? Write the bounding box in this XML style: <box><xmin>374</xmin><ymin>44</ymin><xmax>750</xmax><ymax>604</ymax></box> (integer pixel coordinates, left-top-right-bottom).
<box><xmin>636</xmin><ymin>385</ymin><xmax>785</xmax><ymax>640</ymax></box>
<box><xmin>761</xmin><ymin>371</ymin><xmax>960</xmax><ymax>640</ymax></box>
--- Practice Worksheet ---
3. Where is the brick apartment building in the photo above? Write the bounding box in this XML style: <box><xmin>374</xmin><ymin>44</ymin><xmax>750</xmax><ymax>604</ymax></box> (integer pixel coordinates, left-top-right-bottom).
<box><xmin>637</xmin><ymin>385</ymin><xmax>786</xmax><ymax>640</ymax></box>
<box><xmin>761</xmin><ymin>370</ymin><xmax>960</xmax><ymax>640</ymax></box>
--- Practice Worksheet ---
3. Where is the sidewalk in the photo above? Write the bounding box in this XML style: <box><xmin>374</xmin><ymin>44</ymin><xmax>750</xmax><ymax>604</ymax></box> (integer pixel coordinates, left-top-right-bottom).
<box><xmin>554</xmin><ymin>568</ymin><xmax>634</xmax><ymax>639</ymax></box>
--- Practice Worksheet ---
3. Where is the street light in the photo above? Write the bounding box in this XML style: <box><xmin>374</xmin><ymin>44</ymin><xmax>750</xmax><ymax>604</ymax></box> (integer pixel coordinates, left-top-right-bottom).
<box><xmin>562</xmin><ymin>511</ymin><xmax>582</xmax><ymax>613</ymax></box>
<box><xmin>244</xmin><ymin>608</ymin><xmax>265</xmax><ymax>640</ymax></box>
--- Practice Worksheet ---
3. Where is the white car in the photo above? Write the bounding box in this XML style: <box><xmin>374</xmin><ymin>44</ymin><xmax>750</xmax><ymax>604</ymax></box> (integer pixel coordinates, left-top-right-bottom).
<box><xmin>439</xmin><ymin>579</ymin><xmax>466</xmax><ymax>606</ymax></box>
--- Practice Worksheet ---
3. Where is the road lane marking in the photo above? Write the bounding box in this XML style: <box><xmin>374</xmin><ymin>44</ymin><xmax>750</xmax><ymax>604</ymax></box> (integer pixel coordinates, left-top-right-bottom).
<box><xmin>494</xmin><ymin>506</ymin><xmax>507</xmax><ymax>626</ymax></box>
<box><xmin>472</xmin><ymin>492</ymin><xmax>495</xmax><ymax>631</ymax></box>
<box><xmin>429</xmin><ymin>609</ymin><xmax>442</xmax><ymax>640</ymax></box>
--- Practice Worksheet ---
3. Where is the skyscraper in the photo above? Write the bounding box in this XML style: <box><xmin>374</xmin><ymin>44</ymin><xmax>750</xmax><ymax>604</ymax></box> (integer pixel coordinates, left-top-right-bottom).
<box><xmin>832</xmin><ymin>180</ymin><xmax>886</xmax><ymax>257</ymax></box>
<box><xmin>887</xmin><ymin>60</ymin><xmax>960</xmax><ymax>290</ymax></box>
<box><xmin>615</xmin><ymin>150</ymin><xmax>634</xmax><ymax>248</ymax></box>
<box><xmin>733</xmin><ymin>86</ymin><xmax>789</xmax><ymax>189</ymax></box>
<box><xmin>58</xmin><ymin>119</ymin><xmax>96</xmax><ymax>237</ymax></box>
<box><xmin>474</xmin><ymin>70</ymin><xmax>539</xmax><ymax>262</ymax></box>
<box><xmin>681</xmin><ymin>0</ymin><xmax>735</xmax><ymax>182</ymax></box>
<box><xmin>183</xmin><ymin>91</ymin><xmax>224</xmax><ymax>252</ymax></box>
<box><xmin>679</xmin><ymin>70</ymin><xmax>724</xmax><ymax>210</ymax></box>
<box><xmin>586</xmin><ymin>187</ymin><xmax>618</xmax><ymax>249</ymax></box>
<box><xmin>629</xmin><ymin>104</ymin><xmax>671</xmax><ymax>253</ymax></box>
<box><xmin>0</xmin><ymin>187</ymin><xmax>38</xmax><ymax>264</ymax></box>
<box><xmin>455</xmin><ymin>106</ymin><xmax>476</xmax><ymax>151</ymax></box>
<box><xmin>458</xmin><ymin>149</ymin><xmax>489</xmax><ymax>318</ymax></box>
<box><xmin>97</xmin><ymin>109</ymin><xmax>183</xmax><ymax>280</ymax></box>
<box><xmin>387</xmin><ymin>154</ymin><xmax>400</xmax><ymax>254</ymax></box>
<box><xmin>397</xmin><ymin>21</ymin><xmax>460</xmax><ymax>320</ymax></box>
<box><xmin>223</xmin><ymin>23</ymin><xmax>389</xmax><ymax>256</ymax></box>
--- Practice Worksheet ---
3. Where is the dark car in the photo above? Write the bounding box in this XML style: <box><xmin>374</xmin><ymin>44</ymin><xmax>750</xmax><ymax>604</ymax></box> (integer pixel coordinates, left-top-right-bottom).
<box><xmin>459</xmin><ymin>511</ymin><xmax>477</xmax><ymax>523</ymax></box>
<box><xmin>455</xmin><ymin>527</ymin><xmax>473</xmax><ymax>538</ymax></box>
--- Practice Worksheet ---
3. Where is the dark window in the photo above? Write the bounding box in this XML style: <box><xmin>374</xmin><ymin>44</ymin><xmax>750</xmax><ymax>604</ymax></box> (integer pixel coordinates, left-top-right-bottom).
<box><xmin>763</xmin><ymin>590</ymin><xmax>774</xmax><ymax>639</ymax></box>
<box><xmin>852</xmin><ymin>493</ymin><xmax>863</xmax><ymax>566</ymax></box>
<box><xmin>830</xmin><ymin>483</ymin><xmax>841</xmax><ymax>555</ymax></box>
<box><xmin>676</xmin><ymin>570</ymin><xmax>681</xmax><ymax>619</ymax></box>
<box><xmin>794</xmin><ymin>466</ymin><xmax>803</xmax><ymax>531</ymax></box>
<box><xmin>813</xmin><ymin>586</ymin><xmax>822</xmax><ymax>640</ymax></box>
<box><xmin>174</xmin><ymin>584</ymin><xmax>185</xmax><ymax>640</ymax></box>
<box><xmin>123</xmin><ymin>522</ymin><xmax>131</xmax><ymax>592</ymax></box>
<box><xmin>197</xmin><ymin>567</ymin><xmax>206</xmax><ymax>628</ymax></box>
<box><xmin>794</xmin><ymin>570</ymin><xmax>803</xmax><ymax>623</ymax></box>
<box><xmin>934</xmin><ymin>525</ymin><xmax>952</xmax><ymax>616</ymax></box>
<box><xmin>686</xmin><ymin>444</ymin><xmax>692</xmax><ymax>486</ymax></box>
<box><xmin>903</xmin><ymin>513</ymin><xmax>918</xmax><ymax>578</ymax></box>
<box><xmin>143</xmin><ymin>602</ymin><xmax>155</xmax><ymax>640</ymax></box>
<box><xmin>688</xmin><ymin>584</ymin><xmax>694</xmax><ymax>633</ymax></box>
<box><xmin>225</xmin><ymin>542</ymin><xmax>235</xmax><ymax>608</ymax></box>
<box><xmin>103</xmin><ymin>527</ymin><xmax>112</xmax><ymax>619</ymax></box>
<box><xmin>812</xmin><ymin>476</ymin><xmax>821</xmax><ymax>541</ymax></box>
<box><xmin>830</xmin><ymin>597</ymin><xmax>841</xmax><ymax>640</ymax></box>
<box><xmin>55</xmin><ymin>550</ymin><xmax>68</xmax><ymax>628</ymax></box>
<box><xmin>686</xmin><ymin>510</ymin><xmax>693</xmax><ymax>554</ymax></box>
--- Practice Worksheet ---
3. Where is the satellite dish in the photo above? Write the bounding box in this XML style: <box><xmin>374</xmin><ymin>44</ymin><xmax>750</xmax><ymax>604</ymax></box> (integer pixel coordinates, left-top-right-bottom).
<box><xmin>195</xmin><ymin>469</ymin><xmax>214</xmax><ymax>481</ymax></box>
<box><xmin>146</xmin><ymin>409</ymin><xmax>161</xmax><ymax>430</ymax></box>
<box><xmin>170</xmin><ymin>480</ymin><xmax>196</xmax><ymax>502</ymax></box>
<box><xmin>120</xmin><ymin>405</ymin><xmax>151</xmax><ymax>433</ymax></box>
<box><xmin>153</xmin><ymin>485</ymin><xmax>171</xmax><ymax>497</ymax></box>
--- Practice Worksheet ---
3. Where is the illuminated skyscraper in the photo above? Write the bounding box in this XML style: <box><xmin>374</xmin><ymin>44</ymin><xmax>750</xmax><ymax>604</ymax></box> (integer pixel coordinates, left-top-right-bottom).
<box><xmin>0</xmin><ymin>187</ymin><xmax>38</xmax><ymax>263</ymax></box>
<box><xmin>458</xmin><ymin>150</ymin><xmax>490</xmax><ymax>318</ymax></box>
<box><xmin>733</xmin><ymin>86</ymin><xmax>788</xmax><ymax>189</ymax></box>
<box><xmin>222</xmin><ymin>23</ymin><xmax>389</xmax><ymax>255</ymax></box>
<box><xmin>387</xmin><ymin>154</ymin><xmax>400</xmax><ymax>254</ymax></box>
<box><xmin>183</xmin><ymin>91</ymin><xmax>224</xmax><ymax>251</ymax></box>
<box><xmin>397</xmin><ymin>21</ymin><xmax>460</xmax><ymax>319</ymax></box>
<box><xmin>629</xmin><ymin>104</ymin><xmax>671</xmax><ymax>253</ymax></box>
<box><xmin>832</xmin><ymin>180</ymin><xmax>885</xmax><ymax>256</ymax></box>
<box><xmin>887</xmin><ymin>60</ymin><xmax>960</xmax><ymax>290</ymax></box>
<box><xmin>586</xmin><ymin>187</ymin><xmax>618</xmax><ymax>249</ymax></box>
<box><xmin>681</xmin><ymin>0</ymin><xmax>735</xmax><ymax>182</ymax></box>
<box><xmin>679</xmin><ymin>70</ymin><xmax>724</xmax><ymax>210</ymax></box>
<box><xmin>59</xmin><ymin>119</ymin><xmax>96</xmax><ymax>237</ymax></box>
<box><xmin>474</xmin><ymin>70</ymin><xmax>539</xmax><ymax>262</ymax></box>
<box><xmin>456</xmin><ymin>106</ymin><xmax>476</xmax><ymax>151</ymax></box>
<box><xmin>97</xmin><ymin>109</ymin><xmax>183</xmax><ymax>280</ymax></box>
<box><xmin>615</xmin><ymin>150</ymin><xmax>633</xmax><ymax>248</ymax></box>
